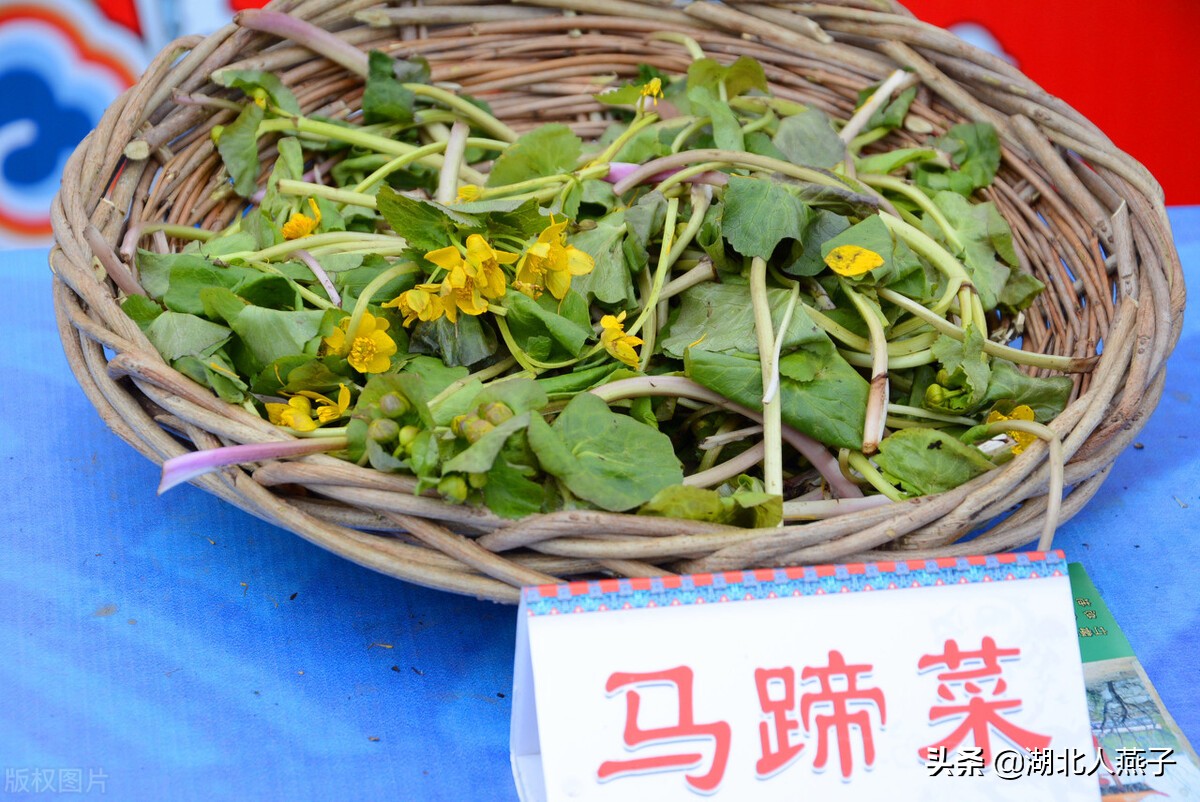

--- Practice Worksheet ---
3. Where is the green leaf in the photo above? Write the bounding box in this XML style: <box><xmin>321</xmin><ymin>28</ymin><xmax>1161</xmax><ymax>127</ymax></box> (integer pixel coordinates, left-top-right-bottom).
<box><xmin>924</xmin><ymin>192</ymin><xmax>1015</xmax><ymax>310</ymax></box>
<box><xmin>686</xmin><ymin>56</ymin><xmax>767</xmax><ymax>99</ymax></box>
<box><xmin>217</xmin><ymin>102</ymin><xmax>265</xmax><ymax>198</ymax></box>
<box><xmin>145</xmin><ymin>312</ymin><xmax>231</xmax><ymax>361</ymax></box>
<box><xmin>376</xmin><ymin>186</ymin><xmax>464</xmax><ymax>252</ymax></box>
<box><xmin>443</xmin><ymin>413</ymin><xmax>532</xmax><ymax>474</ymax></box>
<box><xmin>252</xmin><ymin>356</ymin><xmax>349</xmax><ymax>396</ymax></box>
<box><xmin>502</xmin><ymin>290</ymin><xmax>591</xmax><ymax>358</ymax></box>
<box><xmin>536</xmin><ymin>364</ymin><xmax>619</xmax><ymax>398</ymax></box>
<box><xmin>473</xmin><ymin>377</ymin><xmax>549</xmax><ymax>415</ymax></box>
<box><xmin>997</xmin><ymin>270</ymin><xmax>1045</xmax><ymax>313</ymax></box>
<box><xmin>914</xmin><ymin>122</ymin><xmax>1001</xmax><ymax>196</ymax></box>
<box><xmin>594</xmin><ymin>82</ymin><xmax>645</xmax><ymax>107</ymax></box>
<box><xmin>687</xmin><ymin>86</ymin><xmax>744</xmax><ymax>153</ymax></box>
<box><xmin>781</xmin><ymin>210</ymin><xmax>851</xmax><ymax>278</ymax></box>
<box><xmin>444</xmin><ymin>197</ymin><xmax>549</xmax><ymax>241</ymax></box>
<box><xmin>410</xmin><ymin>314</ymin><xmax>497</xmax><ymax>367</ymax></box>
<box><xmin>486</xmin><ymin>124</ymin><xmax>582</xmax><ymax>188</ymax></box>
<box><xmin>568</xmin><ymin>213</ymin><xmax>636</xmax><ymax>305</ymax></box>
<box><xmin>136</xmin><ymin>250</ymin><xmax>212</xmax><ymax>299</ymax></box>
<box><xmin>856</xmin><ymin>84</ymin><xmax>917</xmax><ymax>131</ymax></box>
<box><xmin>121</xmin><ymin>295</ymin><xmax>163</xmax><ymax>329</ymax></box>
<box><xmin>357</xmin><ymin>371</ymin><xmax>436</xmax><ymax>427</ymax></box>
<box><xmin>526</xmin><ymin>393</ymin><xmax>683</xmax><ymax>512</ymax></box>
<box><xmin>662</xmin><ymin>283</ymin><xmax>828</xmax><ymax>358</ymax></box>
<box><xmin>213</xmin><ymin>68</ymin><xmax>301</xmax><ymax>115</ymax></box>
<box><xmin>773</xmin><ymin>109</ymin><xmax>846</xmax><ymax>169</ymax></box>
<box><xmin>720</xmin><ymin>175</ymin><xmax>810</xmax><ymax>260</ymax></box>
<box><xmin>924</xmin><ymin>325</ymin><xmax>991</xmax><ymax>415</ymax></box>
<box><xmin>685</xmin><ymin>345</ymin><xmax>869</xmax><ymax>451</ymax></box>
<box><xmin>819</xmin><ymin>214</ymin><xmax>903</xmax><ymax>281</ymax></box>
<box><xmin>363</xmin><ymin>51</ymin><xmax>418</xmax><ymax>124</ymax></box>
<box><xmin>164</xmin><ymin>263</ymin><xmax>245</xmax><ymax>316</ymax></box>
<box><xmin>979</xmin><ymin>360</ymin><xmax>1072</xmax><ymax>421</ymax></box>
<box><xmin>638</xmin><ymin>483</ymin><xmax>781</xmax><ymax>528</ymax></box>
<box><xmin>175</xmin><ymin>351</ymin><xmax>248</xmax><ymax>404</ymax></box>
<box><xmin>484</xmin><ymin>458</ymin><xmax>545</xmax><ymax>519</ymax></box>
<box><xmin>201</xmin><ymin>287</ymin><xmax>324</xmax><ymax>369</ymax></box>
<box><xmin>875</xmin><ymin>428</ymin><xmax>994</xmax><ymax>496</ymax></box>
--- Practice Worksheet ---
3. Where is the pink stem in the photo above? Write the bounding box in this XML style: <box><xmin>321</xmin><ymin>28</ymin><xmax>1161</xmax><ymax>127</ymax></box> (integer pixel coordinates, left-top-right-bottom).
<box><xmin>294</xmin><ymin>249</ymin><xmax>342</xmax><ymax>307</ymax></box>
<box><xmin>159</xmin><ymin>437</ymin><xmax>346</xmax><ymax>494</ymax></box>
<box><xmin>235</xmin><ymin>9</ymin><xmax>369</xmax><ymax>77</ymax></box>
<box><xmin>603</xmin><ymin>161</ymin><xmax>728</xmax><ymax>189</ymax></box>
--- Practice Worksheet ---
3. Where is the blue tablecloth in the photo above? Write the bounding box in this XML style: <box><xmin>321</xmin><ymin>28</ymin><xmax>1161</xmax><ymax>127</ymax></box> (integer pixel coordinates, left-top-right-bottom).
<box><xmin>3</xmin><ymin>209</ymin><xmax>1197</xmax><ymax>801</ymax></box>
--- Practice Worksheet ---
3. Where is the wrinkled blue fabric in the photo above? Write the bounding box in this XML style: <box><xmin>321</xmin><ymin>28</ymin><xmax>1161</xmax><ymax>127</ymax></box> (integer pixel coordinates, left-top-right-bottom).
<box><xmin>1</xmin><ymin>208</ymin><xmax>1196</xmax><ymax>800</ymax></box>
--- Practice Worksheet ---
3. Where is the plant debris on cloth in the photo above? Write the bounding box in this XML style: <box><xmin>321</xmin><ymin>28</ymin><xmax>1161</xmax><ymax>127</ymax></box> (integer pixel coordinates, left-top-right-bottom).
<box><xmin>129</xmin><ymin>32</ymin><xmax>1093</xmax><ymax>533</ymax></box>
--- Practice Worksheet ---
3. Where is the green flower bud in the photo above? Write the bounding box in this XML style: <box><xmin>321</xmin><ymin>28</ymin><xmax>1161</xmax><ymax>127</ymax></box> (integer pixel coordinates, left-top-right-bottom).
<box><xmin>468</xmin><ymin>472</ymin><xmax>488</xmax><ymax>489</ymax></box>
<box><xmin>478</xmin><ymin>402</ymin><xmax>514</xmax><ymax>426</ymax></box>
<box><xmin>368</xmin><ymin>418</ymin><xmax>400</xmax><ymax>444</ymax></box>
<box><xmin>398</xmin><ymin>425</ymin><xmax>421</xmax><ymax>448</ymax></box>
<box><xmin>438</xmin><ymin>475</ymin><xmax>469</xmax><ymax>504</ymax></box>
<box><xmin>461</xmin><ymin>417</ymin><xmax>495</xmax><ymax>444</ymax></box>
<box><xmin>210</xmin><ymin>125</ymin><xmax>225</xmax><ymax>145</ymax></box>
<box><xmin>379</xmin><ymin>392</ymin><xmax>411</xmax><ymax>419</ymax></box>
<box><xmin>450</xmin><ymin>414</ymin><xmax>472</xmax><ymax>437</ymax></box>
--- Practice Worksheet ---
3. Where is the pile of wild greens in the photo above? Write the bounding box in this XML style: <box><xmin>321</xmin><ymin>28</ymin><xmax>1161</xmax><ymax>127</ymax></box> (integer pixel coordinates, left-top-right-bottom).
<box><xmin>137</xmin><ymin>41</ymin><xmax>1086</xmax><ymax>528</ymax></box>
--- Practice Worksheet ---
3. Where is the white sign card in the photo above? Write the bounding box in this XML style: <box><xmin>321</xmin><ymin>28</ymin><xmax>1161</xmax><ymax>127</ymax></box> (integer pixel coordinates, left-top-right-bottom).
<box><xmin>511</xmin><ymin>551</ymin><xmax>1098</xmax><ymax>801</ymax></box>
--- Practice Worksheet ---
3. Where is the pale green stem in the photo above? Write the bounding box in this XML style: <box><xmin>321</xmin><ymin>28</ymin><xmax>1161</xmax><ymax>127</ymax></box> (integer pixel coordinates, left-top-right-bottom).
<box><xmin>613</xmin><ymin>149</ymin><xmax>847</xmax><ymax>195</ymax></box>
<box><xmin>407</xmin><ymin>84</ymin><xmax>518</xmax><ymax>142</ymax></box>
<box><xmin>695</xmin><ymin>417</ymin><xmax>741</xmax><ymax>473</ymax></box>
<box><xmin>494</xmin><ymin>316</ymin><xmax>542</xmax><ymax>374</ymax></box>
<box><xmin>840</xmin><ymin>281</ymin><xmax>889</xmax><ymax>455</ymax></box>
<box><xmin>848</xmin><ymin>127</ymin><xmax>890</xmax><ymax>154</ymax></box>
<box><xmin>479</xmin><ymin>164</ymin><xmax>611</xmax><ymax>201</ymax></box>
<box><xmin>847</xmin><ymin>452</ymin><xmax>906</xmax><ymax>502</ymax></box>
<box><xmin>749</xmin><ymin>256</ymin><xmax>783</xmax><ymax>503</ymax></box>
<box><xmin>353</xmin><ymin>136</ymin><xmax>505</xmax><ymax>194</ymax></box>
<box><xmin>653</xmin><ymin>161</ymin><xmax>726</xmax><ymax>195</ymax></box>
<box><xmin>222</xmin><ymin>231</ymin><xmax>400</xmax><ymax>262</ymax></box>
<box><xmin>436</xmin><ymin>121</ymin><xmax>470</xmax><ymax>204</ymax></box>
<box><xmin>887</xmin><ymin>331</ymin><xmax>939</xmax><ymax>356</ymax></box>
<box><xmin>886</xmin><ymin>404</ymin><xmax>979</xmax><ymax>426</ymax></box>
<box><xmin>878</xmin><ymin>211</ymin><xmax>981</xmax><ymax>325</ymax></box>
<box><xmin>627</xmin><ymin>196</ymin><xmax>680</xmax><ymax>338</ymax></box>
<box><xmin>877</xmin><ymin>288</ymin><xmax>1096</xmax><ymax>372</ymax></box>
<box><xmin>593</xmin><ymin>114</ymin><xmax>659</xmax><ymax>166</ymax></box>
<box><xmin>841</xmin><ymin>349</ymin><xmax>935</xmax><ymax>370</ymax></box>
<box><xmin>244</xmin><ymin>260</ymin><xmax>337</xmax><ymax>310</ymax></box>
<box><xmin>144</xmin><ymin>223</ymin><xmax>217</xmax><ymax>241</ymax></box>
<box><xmin>861</xmin><ymin>174</ymin><xmax>965</xmax><ymax>253</ymax></box>
<box><xmin>763</xmin><ymin>282</ymin><xmax>800</xmax><ymax>405</ymax></box>
<box><xmin>345</xmin><ymin>263</ymin><xmax>418</xmax><ymax>342</ymax></box>
<box><xmin>671</xmin><ymin>118</ymin><xmax>711</xmax><ymax>153</ymax></box>
<box><xmin>741</xmin><ymin>108</ymin><xmax>775</xmax><ymax>136</ymax></box>
<box><xmin>649</xmin><ymin>31</ymin><xmax>705</xmax><ymax>60</ymax></box>
<box><xmin>277</xmin><ymin>180</ymin><xmax>378</xmax><ymax>209</ymax></box>
<box><xmin>967</xmin><ymin>419</ymin><xmax>1064</xmax><ymax>550</ymax></box>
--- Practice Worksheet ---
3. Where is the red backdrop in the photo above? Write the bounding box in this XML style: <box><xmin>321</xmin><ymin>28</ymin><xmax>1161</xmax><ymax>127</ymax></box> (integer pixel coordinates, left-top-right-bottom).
<box><xmin>902</xmin><ymin>0</ymin><xmax>1200</xmax><ymax>204</ymax></box>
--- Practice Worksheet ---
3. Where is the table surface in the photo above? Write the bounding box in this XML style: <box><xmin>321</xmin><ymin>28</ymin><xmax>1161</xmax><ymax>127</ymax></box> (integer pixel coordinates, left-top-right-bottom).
<box><xmin>2</xmin><ymin>208</ymin><xmax>1197</xmax><ymax>801</ymax></box>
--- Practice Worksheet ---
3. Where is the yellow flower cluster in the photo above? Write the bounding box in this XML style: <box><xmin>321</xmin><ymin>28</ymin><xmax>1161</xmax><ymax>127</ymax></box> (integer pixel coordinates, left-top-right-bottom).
<box><xmin>266</xmin><ymin>384</ymin><xmax>350</xmax><ymax>431</ymax></box>
<box><xmin>384</xmin><ymin>218</ymin><xmax>596</xmax><ymax>327</ymax></box>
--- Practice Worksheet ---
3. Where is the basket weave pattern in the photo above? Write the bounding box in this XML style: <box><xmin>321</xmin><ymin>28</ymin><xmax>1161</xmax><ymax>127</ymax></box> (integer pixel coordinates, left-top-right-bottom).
<box><xmin>51</xmin><ymin>0</ymin><xmax>1185</xmax><ymax>602</ymax></box>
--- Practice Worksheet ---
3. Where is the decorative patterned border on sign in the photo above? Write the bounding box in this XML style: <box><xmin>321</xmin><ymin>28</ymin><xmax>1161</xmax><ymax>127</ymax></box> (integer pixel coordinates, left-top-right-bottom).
<box><xmin>523</xmin><ymin>551</ymin><xmax>1066</xmax><ymax>616</ymax></box>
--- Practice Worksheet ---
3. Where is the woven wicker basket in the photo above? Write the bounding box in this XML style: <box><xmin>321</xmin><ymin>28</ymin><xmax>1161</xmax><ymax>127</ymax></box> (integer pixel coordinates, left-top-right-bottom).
<box><xmin>51</xmin><ymin>0</ymin><xmax>1185</xmax><ymax>602</ymax></box>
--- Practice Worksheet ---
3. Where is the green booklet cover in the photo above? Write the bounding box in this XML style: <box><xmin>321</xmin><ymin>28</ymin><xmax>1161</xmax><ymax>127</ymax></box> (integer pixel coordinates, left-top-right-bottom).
<box><xmin>1070</xmin><ymin>562</ymin><xmax>1200</xmax><ymax>798</ymax></box>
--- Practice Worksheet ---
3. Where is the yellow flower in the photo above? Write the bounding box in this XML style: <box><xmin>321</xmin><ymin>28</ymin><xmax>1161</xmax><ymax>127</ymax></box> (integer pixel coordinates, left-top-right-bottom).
<box><xmin>282</xmin><ymin>198</ymin><xmax>322</xmax><ymax>240</ymax></box>
<box><xmin>516</xmin><ymin>217</ymin><xmax>595</xmax><ymax>300</ymax></box>
<box><xmin>464</xmin><ymin>234</ymin><xmax>515</xmax><ymax>300</ymax></box>
<box><xmin>986</xmin><ymin>404</ymin><xmax>1037</xmax><ymax>454</ymax></box>
<box><xmin>456</xmin><ymin>184</ymin><xmax>482</xmax><ymax>202</ymax></box>
<box><xmin>824</xmin><ymin>244</ymin><xmax>884</xmax><ymax>277</ymax></box>
<box><xmin>384</xmin><ymin>283</ymin><xmax>446</xmax><ymax>327</ymax></box>
<box><xmin>440</xmin><ymin>281</ymin><xmax>489</xmax><ymax>323</ymax></box>
<box><xmin>640</xmin><ymin>77</ymin><xmax>663</xmax><ymax>108</ymax></box>
<box><xmin>600</xmin><ymin>311</ymin><xmax>643</xmax><ymax>369</ymax></box>
<box><xmin>265</xmin><ymin>385</ymin><xmax>349</xmax><ymax>432</ymax></box>
<box><xmin>324</xmin><ymin>311</ymin><xmax>397</xmax><ymax>374</ymax></box>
